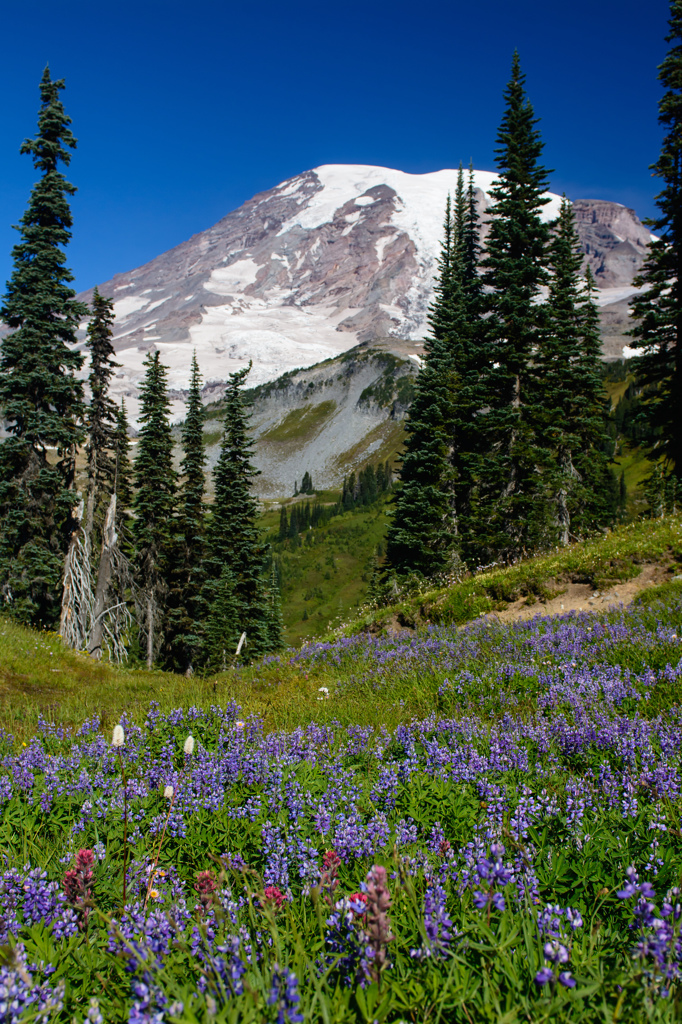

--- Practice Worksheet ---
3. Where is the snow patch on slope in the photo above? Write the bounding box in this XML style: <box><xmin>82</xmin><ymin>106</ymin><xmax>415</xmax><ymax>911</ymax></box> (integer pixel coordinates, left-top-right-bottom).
<box><xmin>204</xmin><ymin>259</ymin><xmax>261</xmax><ymax>296</ymax></box>
<box><xmin>114</xmin><ymin>294</ymin><xmax>152</xmax><ymax>319</ymax></box>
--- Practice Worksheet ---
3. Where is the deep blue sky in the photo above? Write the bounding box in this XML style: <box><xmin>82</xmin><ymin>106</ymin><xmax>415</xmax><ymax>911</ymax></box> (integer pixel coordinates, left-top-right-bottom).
<box><xmin>0</xmin><ymin>0</ymin><xmax>670</xmax><ymax>293</ymax></box>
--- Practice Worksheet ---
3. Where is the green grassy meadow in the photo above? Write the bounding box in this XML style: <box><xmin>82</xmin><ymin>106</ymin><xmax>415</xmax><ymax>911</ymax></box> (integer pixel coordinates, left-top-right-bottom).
<box><xmin>260</xmin><ymin>496</ymin><xmax>392</xmax><ymax>645</ymax></box>
<box><xmin>2</xmin><ymin>515</ymin><xmax>681</xmax><ymax>748</ymax></box>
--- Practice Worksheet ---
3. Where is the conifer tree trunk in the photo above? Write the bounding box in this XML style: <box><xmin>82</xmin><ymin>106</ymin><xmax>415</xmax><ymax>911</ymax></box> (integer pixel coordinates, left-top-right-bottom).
<box><xmin>555</xmin><ymin>448</ymin><xmax>576</xmax><ymax>547</ymax></box>
<box><xmin>147</xmin><ymin>592</ymin><xmax>155</xmax><ymax>670</ymax></box>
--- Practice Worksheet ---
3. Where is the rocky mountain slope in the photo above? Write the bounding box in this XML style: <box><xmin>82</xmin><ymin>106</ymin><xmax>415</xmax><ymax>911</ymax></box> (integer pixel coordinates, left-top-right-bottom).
<box><xmin>203</xmin><ymin>339</ymin><xmax>415</xmax><ymax>499</ymax></box>
<box><xmin>74</xmin><ymin>164</ymin><xmax>654</xmax><ymax>419</ymax></box>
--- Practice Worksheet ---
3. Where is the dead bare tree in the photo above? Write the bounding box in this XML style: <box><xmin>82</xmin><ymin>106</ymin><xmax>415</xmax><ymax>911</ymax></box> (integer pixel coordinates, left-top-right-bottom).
<box><xmin>132</xmin><ymin>570</ymin><xmax>164</xmax><ymax>670</ymax></box>
<box><xmin>88</xmin><ymin>493</ymin><xmax>134</xmax><ymax>663</ymax></box>
<box><xmin>59</xmin><ymin>500</ymin><xmax>94</xmax><ymax>651</ymax></box>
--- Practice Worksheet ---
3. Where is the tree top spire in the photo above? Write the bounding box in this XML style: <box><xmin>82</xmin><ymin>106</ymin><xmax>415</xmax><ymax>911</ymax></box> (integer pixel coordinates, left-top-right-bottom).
<box><xmin>20</xmin><ymin>66</ymin><xmax>77</xmax><ymax>173</ymax></box>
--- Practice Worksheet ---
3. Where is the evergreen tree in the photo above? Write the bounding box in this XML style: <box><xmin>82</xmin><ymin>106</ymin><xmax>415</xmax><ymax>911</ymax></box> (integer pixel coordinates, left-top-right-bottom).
<box><xmin>288</xmin><ymin>505</ymin><xmax>299</xmax><ymax>538</ymax></box>
<box><xmin>386</xmin><ymin>158</ymin><xmax>490</xmax><ymax>576</ymax></box>
<box><xmin>477</xmin><ymin>52</ymin><xmax>553</xmax><ymax>558</ymax></box>
<box><xmin>462</xmin><ymin>163</ymin><xmax>483</xmax><ymax>305</ymax></box>
<box><xmin>132</xmin><ymin>352</ymin><xmax>177</xmax><ymax>667</ymax></box>
<box><xmin>629</xmin><ymin>0</ymin><xmax>682</xmax><ymax>480</ymax></box>
<box><xmin>0</xmin><ymin>68</ymin><xmax>86</xmax><ymax>625</ymax></box>
<box><xmin>385</xmin><ymin>194</ymin><xmax>459</xmax><ymax>577</ymax></box>
<box><xmin>266</xmin><ymin>562</ymin><xmax>284</xmax><ymax>651</ymax></box>
<box><xmin>114</xmin><ymin>400</ymin><xmax>134</xmax><ymax>551</ymax></box>
<box><xmin>163</xmin><ymin>353</ymin><xmax>207</xmax><ymax>672</ymax></box>
<box><xmin>203</xmin><ymin>565</ymin><xmax>241</xmax><ymax>672</ymax></box>
<box><xmin>448</xmin><ymin>164</ymin><xmax>487</xmax><ymax>560</ymax></box>
<box><xmin>572</xmin><ymin>269</ymin><xmax>619</xmax><ymax>529</ymax></box>
<box><xmin>536</xmin><ymin>200</ymin><xmax>613</xmax><ymax>542</ymax></box>
<box><xmin>84</xmin><ymin>288</ymin><xmax>118</xmax><ymax>547</ymax></box>
<box><xmin>619</xmin><ymin>470</ymin><xmax>628</xmax><ymax>520</ymax></box>
<box><xmin>202</xmin><ymin>363</ymin><xmax>272</xmax><ymax>659</ymax></box>
<box><xmin>278</xmin><ymin>505</ymin><xmax>289</xmax><ymax>541</ymax></box>
<box><xmin>453</xmin><ymin>163</ymin><xmax>467</xmax><ymax>260</ymax></box>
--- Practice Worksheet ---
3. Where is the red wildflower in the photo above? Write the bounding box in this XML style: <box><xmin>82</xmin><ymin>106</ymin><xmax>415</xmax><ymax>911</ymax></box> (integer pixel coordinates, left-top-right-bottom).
<box><xmin>62</xmin><ymin>848</ymin><xmax>95</xmax><ymax>930</ymax></box>
<box><xmin>321</xmin><ymin>849</ymin><xmax>342</xmax><ymax>905</ymax></box>
<box><xmin>263</xmin><ymin>885</ymin><xmax>287</xmax><ymax>910</ymax></box>
<box><xmin>323</xmin><ymin>850</ymin><xmax>341</xmax><ymax>871</ymax></box>
<box><xmin>194</xmin><ymin>869</ymin><xmax>218</xmax><ymax>916</ymax></box>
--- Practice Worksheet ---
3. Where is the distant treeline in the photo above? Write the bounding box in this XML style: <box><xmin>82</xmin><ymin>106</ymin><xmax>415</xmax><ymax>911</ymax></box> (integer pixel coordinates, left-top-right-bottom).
<box><xmin>278</xmin><ymin>461</ymin><xmax>393</xmax><ymax>547</ymax></box>
<box><xmin>340</xmin><ymin>461</ymin><xmax>393</xmax><ymax>510</ymax></box>
<box><xmin>602</xmin><ymin>360</ymin><xmax>657</xmax><ymax>449</ymax></box>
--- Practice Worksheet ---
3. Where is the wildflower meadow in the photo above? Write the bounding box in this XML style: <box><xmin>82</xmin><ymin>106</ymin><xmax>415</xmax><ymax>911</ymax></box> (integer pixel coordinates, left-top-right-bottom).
<box><xmin>2</xmin><ymin>582</ymin><xmax>682</xmax><ymax>1022</ymax></box>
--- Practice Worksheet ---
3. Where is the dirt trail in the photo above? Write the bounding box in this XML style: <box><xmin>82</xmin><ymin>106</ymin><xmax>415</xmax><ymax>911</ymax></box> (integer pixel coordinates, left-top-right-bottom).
<box><xmin>381</xmin><ymin>563</ymin><xmax>677</xmax><ymax>635</ymax></box>
<box><xmin>483</xmin><ymin>563</ymin><xmax>670</xmax><ymax>625</ymax></box>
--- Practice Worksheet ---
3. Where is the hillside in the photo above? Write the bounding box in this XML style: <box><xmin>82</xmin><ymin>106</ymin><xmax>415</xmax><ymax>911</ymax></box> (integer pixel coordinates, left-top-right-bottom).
<box><xmin>261</xmin><ymin>488</ymin><xmax>394</xmax><ymax>646</ymax></box>
<box><xmin>201</xmin><ymin>340</ymin><xmax>413</xmax><ymax>497</ymax></box>
<box><xmin>333</xmin><ymin>515</ymin><xmax>682</xmax><ymax>637</ymax></box>
<box><xmin>2</xmin><ymin>516</ymin><xmax>680</xmax><ymax>744</ymax></box>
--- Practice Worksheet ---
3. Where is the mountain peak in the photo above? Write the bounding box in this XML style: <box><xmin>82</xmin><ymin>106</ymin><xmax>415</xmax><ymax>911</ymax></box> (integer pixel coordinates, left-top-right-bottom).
<box><xmin>73</xmin><ymin>164</ymin><xmax>654</xmax><ymax>421</ymax></box>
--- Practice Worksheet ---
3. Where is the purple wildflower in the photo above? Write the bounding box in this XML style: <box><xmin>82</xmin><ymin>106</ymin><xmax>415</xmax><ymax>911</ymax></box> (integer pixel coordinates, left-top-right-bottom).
<box><xmin>268</xmin><ymin>965</ymin><xmax>304</xmax><ymax>1024</ymax></box>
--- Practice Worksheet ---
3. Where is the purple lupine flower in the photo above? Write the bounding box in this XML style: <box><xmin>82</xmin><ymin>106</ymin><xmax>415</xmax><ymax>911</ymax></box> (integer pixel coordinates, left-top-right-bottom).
<box><xmin>268</xmin><ymin>965</ymin><xmax>304</xmax><ymax>1024</ymax></box>
<box><xmin>535</xmin><ymin>967</ymin><xmax>554</xmax><ymax>986</ymax></box>
<box><xmin>411</xmin><ymin>882</ymin><xmax>454</xmax><ymax>960</ymax></box>
<box><xmin>324</xmin><ymin>897</ymin><xmax>368</xmax><ymax>985</ymax></box>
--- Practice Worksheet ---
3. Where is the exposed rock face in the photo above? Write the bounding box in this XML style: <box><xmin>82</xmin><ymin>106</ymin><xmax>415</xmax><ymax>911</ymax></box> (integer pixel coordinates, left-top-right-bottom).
<box><xmin>572</xmin><ymin>199</ymin><xmax>652</xmax><ymax>287</ymax></box>
<box><xmin>60</xmin><ymin>166</ymin><xmax>656</xmax><ymax>417</ymax></box>
<box><xmin>202</xmin><ymin>341</ymin><xmax>416</xmax><ymax>499</ymax></box>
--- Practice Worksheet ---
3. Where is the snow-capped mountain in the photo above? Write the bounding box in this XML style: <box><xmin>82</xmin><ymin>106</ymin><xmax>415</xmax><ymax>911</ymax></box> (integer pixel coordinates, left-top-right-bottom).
<box><xmin>78</xmin><ymin>164</ymin><xmax>655</xmax><ymax>418</ymax></box>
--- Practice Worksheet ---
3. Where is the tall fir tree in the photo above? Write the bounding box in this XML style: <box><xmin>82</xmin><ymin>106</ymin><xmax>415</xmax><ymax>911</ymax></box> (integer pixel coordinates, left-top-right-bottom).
<box><xmin>449</xmin><ymin>164</ymin><xmax>487</xmax><ymax>561</ymax></box>
<box><xmin>462</xmin><ymin>163</ymin><xmax>483</xmax><ymax>305</ymax></box>
<box><xmin>84</xmin><ymin>288</ymin><xmax>118</xmax><ymax>546</ymax></box>
<box><xmin>385</xmin><ymin>194</ymin><xmax>459</xmax><ymax>577</ymax></box>
<box><xmin>162</xmin><ymin>353</ymin><xmax>207</xmax><ymax>673</ymax></box>
<box><xmin>573</xmin><ymin>269</ymin><xmax>620</xmax><ymax>528</ymax></box>
<box><xmin>278</xmin><ymin>505</ymin><xmax>289</xmax><ymax>541</ymax></box>
<box><xmin>132</xmin><ymin>351</ymin><xmax>177</xmax><ymax>667</ymax></box>
<box><xmin>114</xmin><ymin>400</ymin><xmax>134</xmax><ymax>551</ymax></box>
<box><xmin>386</xmin><ymin>161</ymin><xmax>488</xmax><ymax>577</ymax></box>
<box><xmin>477</xmin><ymin>52</ymin><xmax>553</xmax><ymax>558</ymax></box>
<box><xmin>0</xmin><ymin>68</ymin><xmax>86</xmax><ymax>626</ymax></box>
<box><xmin>453</xmin><ymin>162</ymin><xmax>467</xmax><ymax>263</ymax></box>
<box><xmin>629</xmin><ymin>0</ymin><xmax>682</xmax><ymax>479</ymax></box>
<box><xmin>202</xmin><ymin>363</ymin><xmax>277</xmax><ymax>660</ymax></box>
<box><xmin>536</xmin><ymin>200</ymin><xmax>614</xmax><ymax>543</ymax></box>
